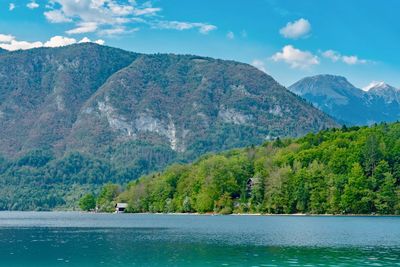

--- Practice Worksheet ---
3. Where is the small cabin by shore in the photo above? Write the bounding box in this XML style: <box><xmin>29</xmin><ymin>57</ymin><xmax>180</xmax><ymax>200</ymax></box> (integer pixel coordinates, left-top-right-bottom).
<box><xmin>115</xmin><ymin>203</ymin><xmax>128</xmax><ymax>213</ymax></box>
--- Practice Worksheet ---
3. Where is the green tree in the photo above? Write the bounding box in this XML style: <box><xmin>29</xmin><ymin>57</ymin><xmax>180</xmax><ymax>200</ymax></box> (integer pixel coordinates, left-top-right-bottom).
<box><xmin>341</xmin><ymin>163</ymin><xmax>373</xmax><ymax>214</ymax></box>
<box><xmin>308</xmin><ymin>161</ymin><xmax>328</xmax><ymax>214</ymax></box>
<box><xmin>97</xmin><ymin>183</ymin><xmax>120</xmax><ymax>212</ymax></box>
<box><xmin>214</xmin><ymin>193</ymin><xmax>233</xmax><ymax>214</ymax></box>
<box><xmin>361</xmin><ymin>134</ymin><xmax>382</xmax><ymax>176</ymax></box>
<box><xmin>79</xmin><ymin>194</ymin><xmax>96</xmax><ymax>211</ymax></box>
<box><xmin>195</xmin><ymin>188</ymin><xmax>214</xmax><ymax>213</ymax></box>
<box><xmin>375</xmin><ymin>173</ymin><xmax>397</xmax><ymax>214</ymax></box>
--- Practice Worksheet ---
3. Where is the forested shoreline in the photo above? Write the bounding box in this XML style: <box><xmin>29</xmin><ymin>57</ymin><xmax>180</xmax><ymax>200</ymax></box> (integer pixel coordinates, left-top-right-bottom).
<box><xmin>2</xmin><ymin>122</ymin><xmax>400</xmax><ymax>214</ymax></box>
<box><xmin>112</xmin><ymin>123</ymin><xmax>400</xmax><ymax>215</ymax></box>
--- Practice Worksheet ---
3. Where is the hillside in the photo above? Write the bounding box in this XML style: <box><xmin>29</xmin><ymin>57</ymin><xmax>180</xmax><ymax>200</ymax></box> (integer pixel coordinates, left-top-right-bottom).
<box><xmin>0</xmin><ymin>43</ymin><xmax>337</xmax><ymax>210</ymax></box>
<box><xmin>68</xmin><ymin>53</ymin><xmax>337</xmax><ymax>163</ymax></box>
<box><xmin>118</xmin><ymin>122</ymin><xmax>400</xmax><ymax>215</ymax></box>
<box><xmin>289</xmin><ymin>75</ymin><xmax>400</xmax><ymax>125</ymax></box>
<box><xmin>0</xmin><ymin>43</ymin><xmax>138</xmax><ymax>156</ymax></box>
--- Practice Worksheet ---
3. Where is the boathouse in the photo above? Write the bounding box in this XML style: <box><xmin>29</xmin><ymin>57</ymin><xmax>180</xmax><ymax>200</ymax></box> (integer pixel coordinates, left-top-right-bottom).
<box><xmin>115</xmin><ymin>203</ymin><xmax>128</xmax><ymax>213</ymax></box>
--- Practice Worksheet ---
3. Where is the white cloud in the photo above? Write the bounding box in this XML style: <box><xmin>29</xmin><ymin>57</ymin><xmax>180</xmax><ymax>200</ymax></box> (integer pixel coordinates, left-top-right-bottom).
<box><xmin>279</xmin><ymin>18</ymin><xmax>311</xmax><ymax>39</ymax></box>
<box><xmin>66</xmin><ymin>22</ymin><xmax>98</xmax><ymax>34</ymax></box>
<box><xmin>198</xmin><ymin>24</ymin><xmax>217</xmax><ymax>34</ymax></box>
<box><xmin>0</xmin><ymin>40</ymin><xmax>43</xmax><ymax>51</ymax></box>
<box><xmin>9</xmin><ymin>3</ymin><xmax>16</xmax><ymax>11</ymax></box>
<box><xmin>44</xmin><ymin>0</ymin><xmax>161</xmax><ymax>34</ymax></box>
<box><xmin>46</xmin><ymin>0</ymin><xmax>132</xmax><ymax>24</ymax></box>
<box><xmin>27</xmin><ymin>1</ymin><xmax>39</xmax><ymax>9</ymax></box>
<box><xmin>43</xmin><ymin>1</ymin><xmax>213</xmax><ymax>36</ymax></box>
<box><xmin>44</xmin><ymin>36</ymin><xmax>77</xmax><ymax>47</ymax></box>
<box><xmin>342</xmin><ymin>55</ymin><xmax>367</xmax><ymax>65</ymax></box>
<box><xmin>99</xmin><ymin>27</ymin><xmax>125</xmax><ymax>36</ymax></box>
<box><xmin>44</xmin><ymin>10</ymin><xmax>73</xmax><ymax>23</ymax></box>
<box><xmin>79</xmin><ymin>37</ymin><xmax>105</xmax><ymax>45</ymax></box>
<box><xmin>157</xmin><ymin>21</ymin><xmax>192</xmax><ymax>31</ymax></box>
<box><xmin>133</xmin><ymin>7</ymin><xmax>161</xmax><ymax>16</ymax></box>
<box><xmin>226</xmin><ymin>31</ymin><xmax>235</xmax><ymax>40</ymax></box>
<box><xmin>155</xmin><ymin>21</ymin><xmax>217</xmax><ymax>34</ymax></box>
<box><xmin>94</xmin><ymin>39</ymin><xmax>105</xmax><ymax>45</ymax></box>
<box><xmin>108</xmin><ymin>2</ymin><xmax>134</xmax><ymax>15</ymax></box>
<box><xmin>272</xmin><ymin>45</ymin><xmax>319</xmax><ymax>69</ymax></box>
<box><xmin>322</xmin><ymin>50</ymin><xmax>368</xmax><ymax>65</ymax></box>
<box><xmin>251</xmin><ymin>59</ymin><xmax>267</xmax><ymax>73</ymax></box>
<box><xmin>322</xmin><ymin>50</ymin><xmax>341</xmax><ymax>62</ymax></box>
<box><xmin>98</xmin><ymin>26</ymin><xmax>139</xmax><ymax>36</ymax></box>
<box><xmin>0</xmin><ymin>35</ymin><xmax>105</xmax><ymax>51</ymax></box>
<box><xmin>0</xmin><ymin>34</ymin><xmax>15</xmax><ymax>43</ymax></box>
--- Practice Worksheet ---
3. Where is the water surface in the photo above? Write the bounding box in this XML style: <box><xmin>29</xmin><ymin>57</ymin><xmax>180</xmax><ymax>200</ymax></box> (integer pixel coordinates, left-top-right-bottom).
<box><xmin>0</xmin><ymin>212</ymin><xmax>399</xmax><ymax>266</ymax></box>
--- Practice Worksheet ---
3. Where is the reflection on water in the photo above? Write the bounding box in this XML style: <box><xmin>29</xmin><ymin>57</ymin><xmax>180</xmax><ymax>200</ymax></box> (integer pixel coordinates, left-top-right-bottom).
<box><xmin>0</xmin><ymin>212</ymin><xmax>399</xmax><ymax>266</ymax></box>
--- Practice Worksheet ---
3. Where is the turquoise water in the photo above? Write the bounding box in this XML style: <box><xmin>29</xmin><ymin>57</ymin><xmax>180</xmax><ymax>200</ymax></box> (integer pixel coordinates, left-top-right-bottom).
<box><xmin>0</xmin><ymin>212</ymin><xmax>399</xmax><ymax>266</ymax></box>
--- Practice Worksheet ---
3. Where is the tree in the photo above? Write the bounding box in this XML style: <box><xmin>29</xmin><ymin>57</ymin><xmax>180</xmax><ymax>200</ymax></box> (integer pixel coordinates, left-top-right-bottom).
<box><xmin>214</xmin><ymin>193</ymin><xmax>233</xmax><ymax>214</ymax></box>
<box><xmin>97</xmin><ymin>183</ymin><xmax>120</xmax><ymax>212</ymax></box>
<box><xmin>375</xmin><ymin>173</ymin><xmax>397</xmax><ymax>214</ymax></box>
<box><xmin>308</xmin><ymin>161</ymin><xmax>328</xmax><ymax>214</ymax></box>
<box><xmin>361</xmin><ymin>134</ymin><xmax>382</xmax><ymax>176</ymax></box>
<box><xmin>195</xmin><ymin>188</ymin><xmax>214</xmax><ymax>213</ymax></box>
<box><xmin>341</xmin><ymin>163</ymin><xmax>373</xmax><ymax>214</ymax></box>
<box><xmin>79</xmin><ymin>194</ymin><xmax>96</xmax><ymax>211</ymax></box>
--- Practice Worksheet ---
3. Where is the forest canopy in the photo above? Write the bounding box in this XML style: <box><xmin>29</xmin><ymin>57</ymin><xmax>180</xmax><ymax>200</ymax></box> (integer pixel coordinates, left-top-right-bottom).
<box><xmin>117</xmin><ymin>123</ymin><xmax>400</xmax><ymax>215</ymax></box>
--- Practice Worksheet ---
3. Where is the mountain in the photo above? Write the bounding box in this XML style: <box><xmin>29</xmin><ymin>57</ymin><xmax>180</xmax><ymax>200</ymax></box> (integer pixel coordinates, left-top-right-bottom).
<box><xmin>365</xmin><ymin>81</ymin><xmax>400</xmax><ymax>104</ymax></box>
<box><xmin>0</xmin><ymin>43</ymin><xmax>337</xmax><ymax>210</ymax></box>
<box><xmin>0</xmin><ymin>43</ymin><xmax>138</xmax><ymax>156</ymax></box>
<box><xmin>289</xmin><ymin>75</ymin><xmax>400</xmax><ymax>125</ymax></box>
<box><xmin>67</xmin><ymin>53</ymin><xmax>338</xmax><ymax>161</ymax></box>
<box><xmin>0</xmin><ymin>44</ymin><xmax>337</xmax><ymax>160</ymax></box>
<box><xmin>118</xmin><ymin>122</ymin><xmax>400</xmax><ymax>215</ymax></box>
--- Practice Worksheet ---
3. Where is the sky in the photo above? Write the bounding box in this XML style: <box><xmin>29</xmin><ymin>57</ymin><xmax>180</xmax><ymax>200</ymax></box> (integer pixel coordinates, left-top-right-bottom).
<box><xmin>0</xmin><ymin>0</ymin><xmax>399</xmax><ymax>89</ymax></box>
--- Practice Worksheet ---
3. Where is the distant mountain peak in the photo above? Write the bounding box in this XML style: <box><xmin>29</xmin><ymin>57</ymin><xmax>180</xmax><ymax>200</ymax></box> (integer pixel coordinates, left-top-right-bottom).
<box><xmin>289</xmin><ymin>74</ymin><xmax>361</xmax><ymax>100</ymax></box>
<box><xmin>289</xmin><ymin>75</ymin><xmax>400</xmax><ymax>125</ymax></box>
<box><xmin>298</xmin><ymin>74</ymin><xmax>354</xmax><ymax>87</ymax></box>
<box><xmin>363</xmin><ymin>81</ymin><xmax>397</xmax><ymax>92</ymax></box>
<box><xmin>311</xmin><ymin>74</ymin><xmax>347</xmax><ymax>80</ymax></box>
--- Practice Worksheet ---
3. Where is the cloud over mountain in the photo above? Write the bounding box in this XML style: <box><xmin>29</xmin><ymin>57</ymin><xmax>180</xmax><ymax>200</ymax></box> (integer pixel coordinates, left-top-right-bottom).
<box><xmin>272</xmin><ymin>45</ymin><xmax>319</xmax><ymax>69</ymax></box>
<box><xmin>0</xmin><ymin>35</ymin><xmax>104</xmax><ymax>51</ymax></box>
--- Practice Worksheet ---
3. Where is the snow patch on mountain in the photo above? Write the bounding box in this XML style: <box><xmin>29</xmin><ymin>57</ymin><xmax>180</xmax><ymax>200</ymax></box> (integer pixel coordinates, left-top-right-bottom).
<box><xmin>363</xmin><ymin>81</ymin><xmax>397</xmax><ymax>92</ymax></box>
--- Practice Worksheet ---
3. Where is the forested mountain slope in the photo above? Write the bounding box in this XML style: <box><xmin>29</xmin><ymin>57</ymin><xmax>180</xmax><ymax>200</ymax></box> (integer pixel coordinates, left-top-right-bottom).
<box><xmin>119</xmin><ymin>122</ymin><xmax>400</xmax><ymax>215</ymax></box>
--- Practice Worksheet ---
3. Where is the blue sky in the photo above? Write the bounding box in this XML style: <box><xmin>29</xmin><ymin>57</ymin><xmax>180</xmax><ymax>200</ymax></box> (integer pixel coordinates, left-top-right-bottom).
<box><xmin>0</xmin><ymin>0</ymin><xmax>398</xmax><ymax>88</ymax></box>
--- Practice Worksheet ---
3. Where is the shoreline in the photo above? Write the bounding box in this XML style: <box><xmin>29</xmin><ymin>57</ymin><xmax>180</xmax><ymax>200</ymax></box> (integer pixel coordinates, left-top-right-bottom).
<box><xmin>1</xmin><ymin>210</ymin><xmax>399</xmax><ymax>217</ymax></box>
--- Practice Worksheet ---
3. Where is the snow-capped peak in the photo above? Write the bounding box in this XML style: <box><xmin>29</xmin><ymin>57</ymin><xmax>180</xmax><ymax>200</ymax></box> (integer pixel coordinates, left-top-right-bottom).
<box><xmin>363</xmin><ymin>81</ymin><xmax>396</xmax><ymax>92</ymax></box>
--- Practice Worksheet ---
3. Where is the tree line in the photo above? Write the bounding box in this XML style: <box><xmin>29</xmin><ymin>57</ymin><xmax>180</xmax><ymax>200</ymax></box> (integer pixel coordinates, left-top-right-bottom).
<box><xmin>115</xmin><ymin>123</ymin><xmax>400</xmax><ymax>214</ymax></box>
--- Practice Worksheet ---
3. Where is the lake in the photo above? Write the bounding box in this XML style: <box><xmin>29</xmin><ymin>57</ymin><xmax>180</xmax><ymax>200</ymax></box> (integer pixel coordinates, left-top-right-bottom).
<box><xmin>0</xmin><ymin>212</ymin><xmax>399</xmax><ymax>266</ymax></box>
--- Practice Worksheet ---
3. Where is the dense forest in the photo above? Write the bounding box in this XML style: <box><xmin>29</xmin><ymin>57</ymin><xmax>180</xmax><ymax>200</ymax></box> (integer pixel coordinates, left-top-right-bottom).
<box><xmin>117</xmin><ymin>122</ymin><xmax>400</xmax><ymax>215</ymax></box>
<box><xmin>0</xmin><ymin>148</ymin><xmax>171</xmax><ymax>211</ymax></box>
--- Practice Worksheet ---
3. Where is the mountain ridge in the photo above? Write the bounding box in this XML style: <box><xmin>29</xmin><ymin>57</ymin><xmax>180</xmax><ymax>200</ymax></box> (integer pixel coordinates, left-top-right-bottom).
<box><xmin>0</xmin><ymin>43</ymin><xmax>337</xmax><ymax>159</ymax></box>
<box><xmin>289</xmin><ymin>74</ymin><xmax>400</xmax><ymax>125</ymax></box>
